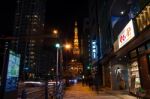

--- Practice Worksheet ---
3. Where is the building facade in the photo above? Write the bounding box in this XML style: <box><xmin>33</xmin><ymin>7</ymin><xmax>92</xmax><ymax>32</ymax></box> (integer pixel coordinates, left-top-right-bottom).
<box><xmin>81</xmin><ymin>17</ymin><xmax>95</xmax><ymax>80</ymax></box>
<box><xmin>88</xmin><ymin>0</ymin><xmax>150</xmax><ymax>96</ymax></box>
<box><xmin>110</xmin><ymin>0</ymin><xmax>150</xmax><ymax>95</ymax></box>
<box><xmin>81</xmin><ymin>18</ymin><xmax>91</xmax><ymax>72</ymax></box>
<box><xmin>13</xmin><ymin>0</ymin><xmax>46</xmax><ymax>80</ymax></box>
<box><xmin>88</xmin><ymin>0</ymin><xmax>113</xmax><ymax>87</ymax></box>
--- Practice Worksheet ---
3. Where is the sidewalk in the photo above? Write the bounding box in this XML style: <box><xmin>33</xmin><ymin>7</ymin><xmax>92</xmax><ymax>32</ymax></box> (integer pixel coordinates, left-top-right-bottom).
<box><xmin>63</xmin><ymin>83</ymin><xmax>136</xmax><ymax>99</ymax></box>
<box><xmin>101</xmin><ymin>88</ymin><xmax>136</xmax><ymax>99</ymax></box>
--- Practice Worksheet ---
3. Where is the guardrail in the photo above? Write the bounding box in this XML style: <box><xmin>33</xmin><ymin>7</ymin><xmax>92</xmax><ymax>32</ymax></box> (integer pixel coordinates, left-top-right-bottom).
<box><xmin>48</xmin><ymin>82</ymin><xmax>65</xmax><ymax>99</ymax></box>
<box><xmin>18</xmin><ymin>88</ymin><xmax>45</xmax><ymax>99</ymax></box>
<box><xmin>18</xmin><ymin>81</ymin><xmax>65</xmax><ymax>99</ymax></box>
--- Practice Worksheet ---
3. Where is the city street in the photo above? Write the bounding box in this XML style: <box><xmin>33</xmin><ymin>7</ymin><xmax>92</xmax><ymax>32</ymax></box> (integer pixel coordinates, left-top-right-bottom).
<box><xmin>1</xmin><ymin>0</ymin><xmax>150</xmax><ymax>99</ymax></box>
<box><xmin>63</xmin><ymin>83</ymin><xmax>136</xmax><ymax>99</ymax></box>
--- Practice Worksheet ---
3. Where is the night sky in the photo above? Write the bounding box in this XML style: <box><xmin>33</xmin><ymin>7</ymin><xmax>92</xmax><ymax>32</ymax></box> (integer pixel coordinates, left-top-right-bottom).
<box><xmin>0</xmin><ymin>0</ymin><xmax>88</xmax><ymax>39</ymax></box>
<box><xmin>0</xmin><ymin>0</ymin><xmax>16</xmax><ymax>36</ymax></box>
<box><xmin>45</xmin><ymin>0</ymin><xmax>88</xmax><ymax>40</ymax></box>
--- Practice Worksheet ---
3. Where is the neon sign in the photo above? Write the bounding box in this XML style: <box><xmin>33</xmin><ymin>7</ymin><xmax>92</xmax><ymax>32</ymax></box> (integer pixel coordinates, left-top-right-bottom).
<box><xmin>92</xmin><ymin>41</ymin><xmax>97</xmax><ymax>59</ymax></box>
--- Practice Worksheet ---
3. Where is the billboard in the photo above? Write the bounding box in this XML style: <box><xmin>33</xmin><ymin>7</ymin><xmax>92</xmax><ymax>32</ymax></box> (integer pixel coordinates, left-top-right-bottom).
<box><xmin>118</xmin><ymin>20</ymin><xmax>135</xmax><ymax>49</ymax></box>
<box><xmin>5</xmin><ymin>50</ymin><xmax>21</xmax><ymax>92</ymax></box>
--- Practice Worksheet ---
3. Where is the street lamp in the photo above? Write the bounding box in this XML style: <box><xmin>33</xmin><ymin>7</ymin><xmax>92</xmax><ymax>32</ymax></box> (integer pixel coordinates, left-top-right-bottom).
<box><xmin>53</xmin><ymin>29</ymin><xmax>58</xmax><ymax>35</ymax></box>
<box><xmin>55</xmin><ymin>43</ymin><xmax>60</xmax><ymax>85</ymax></box>
<box><xmin>55</xmin><ymin>43</ymin><xmax>71</xmax><ymax>81</ymax></box>
<box><xmin>64</xmin><ymin>44</ymin><xmax>71</xmax><ymax>49</ymax></box>
<box><xmin>55</xmin><ymin>43</ymin><xmax>71</xmax><ymax>98</ymax></box>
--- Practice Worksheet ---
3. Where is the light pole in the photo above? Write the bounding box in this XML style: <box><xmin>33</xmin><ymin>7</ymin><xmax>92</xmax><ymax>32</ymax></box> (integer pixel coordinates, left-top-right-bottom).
<box><xmin>55</xmin><ymin>43</ymin><xmax>60</xmax><ymax>85</ymax></box>
<box><xmin>53</xmin><ymin>29</ymin><xmax>59</xmax><ymax>86</ymax></box>
<box><xmin>55</xmin><ymin>43</ymin><xmax>71</xmax><ymax>82</ymax></box>
<box><xmin>53</xmin><ymin>27</ymin><xmax>71</xmax><ymax>98</ymax></box>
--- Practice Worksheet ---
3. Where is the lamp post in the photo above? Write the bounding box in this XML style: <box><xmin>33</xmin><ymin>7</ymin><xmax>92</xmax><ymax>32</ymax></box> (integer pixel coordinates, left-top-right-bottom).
<box><xmin>53</xmin><ymin>27</ymin><xmax>71</xmax><ymax>98</ymax></box>
<box><xmin>53</xmin><ymin>29</ymin><xmax>59</xmax><ymax>86</ymax></box>
<box><xmin>55</xmin><ymin>43</ymin><xmax>71</xmax><ymax>81</ymax></box>
<box><xmin>55</xmin><ymin>43</ymin><xmax>60</xmax><ymax>86</ymax></box>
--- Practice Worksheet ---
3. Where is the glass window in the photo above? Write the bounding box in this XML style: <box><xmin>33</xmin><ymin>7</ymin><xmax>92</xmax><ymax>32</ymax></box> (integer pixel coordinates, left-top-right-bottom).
<box><xmin>130</xmin><ymin>61</ymin><xmax>141</xmax><ymax>90</ymax></box>
<box><xmin>138</xmin><ymin>45</ymin><xmax>145</xmax><ymax>54</ymax></box>
<box><xmin>130</xmin><ymin>50</ymin><xmax>137</xmax><ymax>58</ymax></box>
<box><xmin>148</xmin><ymin>54</ymin><xmax>150</xmax><ymax>74</ymax></box>
<box><xmin>146</xmin><ymin>41</ymin><xmax>150</xmax><ymax>49</ymax></box>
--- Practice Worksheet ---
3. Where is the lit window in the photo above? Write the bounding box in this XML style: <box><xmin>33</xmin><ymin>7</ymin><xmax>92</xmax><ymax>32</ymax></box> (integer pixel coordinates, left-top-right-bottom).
<box><xmin>30</xmin><ymin>52</ymin><xmax>34</xmax><ymax>54</ymax></box>
<box><xmin>31</xmin><ymin>40</ymin><xmax>35</xmax><ymax>43</ymax></box>
<box><xmin>16</xmin><ymin>26</ymin><xmax>19</xmax><ymax>29</ymax></box>
<box><xmin>30</xmin><ymin>56</ymin><xmax>34</xmax><ymax>59</ymax></box>
<box><xmin>120</xmin><ymin>11</ymin><xmax>124</xmax><ymax>15</ymax></box>
<box><xmin>33</xmin><ymin>15</ymin><xmax>38</xmax><ymax>18</ymax></box>
<box><xmin>33</xmin><ymin>28</ymin><xmax>36</xmax><ymax>32</ymax></box>
<box><xmin>30</xmin><ymin>43</ymin><xmax>34</xmax><ymax>46</ymax></box>
<box><xmin>147</xmin><ymin>41</ymin><xmax>150</xmax><ymax>49</ymax></box>
<box><xmin>32</xmin><ymin>22</ymin><xmax>37</xmax><ymax>24</ymax></box>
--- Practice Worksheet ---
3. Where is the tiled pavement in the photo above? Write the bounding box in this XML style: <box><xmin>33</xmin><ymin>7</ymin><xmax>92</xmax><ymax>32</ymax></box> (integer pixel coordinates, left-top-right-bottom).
<box><xmin>63</xmin><ymin>83</ymin><xmax>136</xmax><ymax>99</ymax></box>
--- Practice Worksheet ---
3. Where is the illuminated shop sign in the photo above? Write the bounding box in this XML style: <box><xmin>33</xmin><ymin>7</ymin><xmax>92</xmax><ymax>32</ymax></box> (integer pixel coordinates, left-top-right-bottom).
<box><xmin>118</xmin><ymin>20</ymin><xmax>135</xmax><ymax>48</ymax></box>
<box><xmin>92</xmin><ymin>40</ymin><xmax>97</xmax><ymax>59</ymax></box>
<box><xmin>5</xmin><ymin>51</ymin><xmax>21</xmax><ymax>92</ymax></box>
<box><xmin>136</xmin><ymin>3</ymin><xmax>150</xmax><ymax>32</ymax></box>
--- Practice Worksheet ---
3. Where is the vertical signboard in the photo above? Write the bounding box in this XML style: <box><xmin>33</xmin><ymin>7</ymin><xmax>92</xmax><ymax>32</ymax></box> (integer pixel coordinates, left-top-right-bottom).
<box><xmin>91</xmin><ymin>40</ymin><xmax>98</xmax><ymax>60</ymax></box>
<box><xmin>5</xmin><ymin>50</ymin><xmax>21</xmax><ymax>92</ymax></box>
<box><xmin>2</xmin><ymin>50</ymin><xmax>21</xmax><ymax>99</ymax></box>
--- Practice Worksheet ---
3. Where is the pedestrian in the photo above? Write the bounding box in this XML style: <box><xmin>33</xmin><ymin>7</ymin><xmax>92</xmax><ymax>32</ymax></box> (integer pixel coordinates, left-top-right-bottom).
<box><xmin>82</xmin><ymin>75</ymin><xmax>85</xmax><ymax>86</ymax></box>
<box><xmin>94</xmin><ymin>73</ymin><xmax>100</xmax><ymax>94</ymax></box>
<box><xmin>88</xmin><ymin>75</ymin><xmax>94</xmax><ymax>89</ymax></box>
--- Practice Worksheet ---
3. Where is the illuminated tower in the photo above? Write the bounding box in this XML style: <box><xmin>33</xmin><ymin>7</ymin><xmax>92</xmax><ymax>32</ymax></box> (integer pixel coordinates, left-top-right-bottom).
<box><xmin>73</xmin><ymin>21</ymin><xmax>80</xmax><ymax>57</ymax></box>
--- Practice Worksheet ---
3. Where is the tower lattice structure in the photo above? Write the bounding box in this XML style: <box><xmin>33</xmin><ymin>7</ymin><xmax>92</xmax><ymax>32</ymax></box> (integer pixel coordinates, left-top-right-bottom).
<box><xmin>73</xmin><ymin>21</ymin><xmax>80</xmax><ymax>56</ymax></box>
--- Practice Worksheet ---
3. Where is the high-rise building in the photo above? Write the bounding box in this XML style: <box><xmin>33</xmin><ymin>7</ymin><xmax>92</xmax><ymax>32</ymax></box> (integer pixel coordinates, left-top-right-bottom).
<box><xmin>13</xmin><ymin>0</ymin><xmax>46</xmax><ymax>80</ymax></box>
<box><xmin>81</xmin><ymin>18</ymin><xmax>91</xmax><ymax>72</ymax></box>
<box><xmin>88</xmin><ymin>0</ymin><xmax>113</xmax><ymax>87</ymax></box>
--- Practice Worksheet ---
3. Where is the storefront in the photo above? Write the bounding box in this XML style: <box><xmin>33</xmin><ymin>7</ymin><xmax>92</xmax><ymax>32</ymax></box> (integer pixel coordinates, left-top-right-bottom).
<box><xmin>102</xmin><ymin>62</ymin><xmax>111</xmax><ymax>89</ymax></box>
<box><xmin>131</xmin><ymin>2</ymin><xmax>150</xmax><ymax>94</ymax></box>
<box><xmin>128</xmin><ymin>50</ymin><xmax>141</xmax><ymax>94</ymax></box>
<box><xmin>113</xmin><ymin>2</ymin><xmax>150</xmax><ymax>94</ymax></box>
<box><xmin>128</xmin><ymin>40</ymin><xmax>150</xmax><ymax>95</ymax></box>
<box><xmin>112</xmin><ymin>19</ymin><xmax>136</xmax><ymax>91</ymax></box>
<box><xmin>110</xmin><ymin>57</ymin><xmax>129</xmax><ymax>90</ymax></box>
